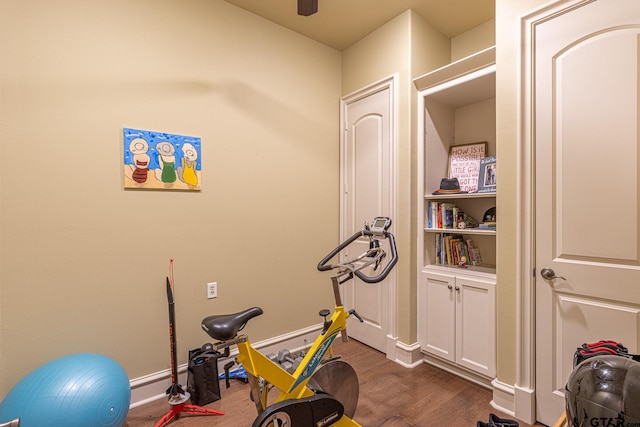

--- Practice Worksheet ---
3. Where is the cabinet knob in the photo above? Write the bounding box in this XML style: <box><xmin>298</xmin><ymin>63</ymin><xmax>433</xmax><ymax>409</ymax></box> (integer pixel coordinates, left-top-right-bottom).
<box><xmin>448</xmin><ymin>285</ymin><xmax>453</xmax><ymax>290</ymax></box>
<box><xmin>455</xmin><ymin>286</ymin><xmax>460</xmax><ymax>292</ymax></box>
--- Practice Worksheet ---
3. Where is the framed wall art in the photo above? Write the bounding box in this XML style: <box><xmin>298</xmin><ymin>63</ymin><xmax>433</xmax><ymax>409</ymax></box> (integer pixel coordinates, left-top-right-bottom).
<box><xmin>123</xmin><ymin>128</ymin><xmax>202</xmax><ymax>191</ymax></box>
<box><xmin>477</xmin><ymin>155</ymin><xmax>496</xmax><ymax>193</ymax></box>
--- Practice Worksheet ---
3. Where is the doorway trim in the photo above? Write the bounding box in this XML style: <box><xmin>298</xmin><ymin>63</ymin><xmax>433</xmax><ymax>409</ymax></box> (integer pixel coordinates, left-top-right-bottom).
<box><xmin>339</xmin><ymin>74</ymin><xmax>399</xmax><ymax>356</ymax></box>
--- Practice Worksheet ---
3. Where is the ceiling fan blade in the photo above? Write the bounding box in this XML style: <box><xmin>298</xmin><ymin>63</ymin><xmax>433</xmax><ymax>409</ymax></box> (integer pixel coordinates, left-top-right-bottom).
<box><xmin>298</xmin><ymin>0</ymin><xmax>318</xmax><ymax>16</ymax></box>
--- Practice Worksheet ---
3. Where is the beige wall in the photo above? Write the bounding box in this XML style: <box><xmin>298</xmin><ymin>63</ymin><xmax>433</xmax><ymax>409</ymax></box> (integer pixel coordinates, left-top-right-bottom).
<box><xmin>494</xmin><ymin>0</ymin><xmax>547</xmax><ymax>385</ymax></box>
<box><xmin>0</xmin><ymin>0</ymin><xmax>341</xmax><ymax>396</ymax></box>
<box><xmin>452</xmin><ymin>19</ymin><xmax>496</xmax><ymax>62</ymax></box>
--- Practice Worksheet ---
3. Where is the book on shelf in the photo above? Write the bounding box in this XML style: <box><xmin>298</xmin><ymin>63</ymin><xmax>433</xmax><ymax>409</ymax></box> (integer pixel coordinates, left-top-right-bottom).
<box><xmin>427</xmin><ymin>201</ymin><xmax>454</xmax><ymax>229</ymax></box>
<box><xmin>427</xmin><ymin>201</ymin><xmax>481</xmax><ymax>230</ymax></box>
<box><xmin>434</xmin><ymin>233</ymin><xmax>483</xmax><ymax>267</ymax></box>
<box><xmin>465</xmin><ymin>237</ymin><xmax>483</xmax><ymax>266</ymax></box>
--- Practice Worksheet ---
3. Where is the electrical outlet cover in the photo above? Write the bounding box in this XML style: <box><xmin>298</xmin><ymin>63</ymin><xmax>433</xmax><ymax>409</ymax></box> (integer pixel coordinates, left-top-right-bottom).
<box><xmin>207</xmin><ymin>282</ymin><xmax>217</xmax><ymax>299</ymax></box>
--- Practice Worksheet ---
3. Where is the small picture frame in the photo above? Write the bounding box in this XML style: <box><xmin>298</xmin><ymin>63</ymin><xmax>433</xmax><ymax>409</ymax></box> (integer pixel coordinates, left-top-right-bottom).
<box><xmin>477</xmin><ymin>156</ymin><xmax>496</xmax><ymax>193</ymax></box>
<box><xmin>448</xmin><ymin>142</ymin><xmax>487</xmax><ymax>193</ymax></box>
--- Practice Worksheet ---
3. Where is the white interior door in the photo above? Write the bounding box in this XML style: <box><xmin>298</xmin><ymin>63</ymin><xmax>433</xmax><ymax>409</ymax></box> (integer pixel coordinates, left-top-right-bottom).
<box><xmin>341</xmin><ymin>77</ymin><xmax>396</xmax><ymax>353</ymax></box>
<box><xmin>532</xmin><ymin>1</ymin><xmax>640</xmax><ymax>425</ymax></box>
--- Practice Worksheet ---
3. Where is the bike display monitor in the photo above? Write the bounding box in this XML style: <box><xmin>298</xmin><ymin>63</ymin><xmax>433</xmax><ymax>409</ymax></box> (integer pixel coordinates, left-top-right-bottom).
<box><xmin>369</xmin><ymin>217</ymin><xmax>392</xmax><ymax>236</ymax></box>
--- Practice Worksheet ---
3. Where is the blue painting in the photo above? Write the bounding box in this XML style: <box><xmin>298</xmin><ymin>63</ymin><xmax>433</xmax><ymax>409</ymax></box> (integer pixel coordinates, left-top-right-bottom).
<box><xmin>123</xmin><ymin>128</ymin><xmax>201</xmax><ymax>191</ymax></box>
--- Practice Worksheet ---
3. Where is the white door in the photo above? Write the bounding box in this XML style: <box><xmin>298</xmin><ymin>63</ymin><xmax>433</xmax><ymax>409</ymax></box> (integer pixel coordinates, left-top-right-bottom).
<box><xmin>532</xmin><ymin>1</ymin><xmax>640</xmax><ymax>424</ymax></box>
<box><xmin>341</xmin><ymin>77</ymin><xmax>396</xmax><ymax>352</ymax></box>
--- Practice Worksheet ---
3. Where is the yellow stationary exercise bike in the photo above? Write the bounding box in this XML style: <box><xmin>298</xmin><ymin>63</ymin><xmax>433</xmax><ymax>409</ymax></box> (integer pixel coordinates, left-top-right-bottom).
<box><xmin>200</xmin><ymin>217</ymin><xmax>397</xmax><ymax>427</ymax></box>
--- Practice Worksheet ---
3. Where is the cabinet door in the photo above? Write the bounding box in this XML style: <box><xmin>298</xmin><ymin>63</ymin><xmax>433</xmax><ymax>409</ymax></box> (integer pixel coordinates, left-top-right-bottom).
<box><xmin>455</xmin><ymin>277</ymin><xmax>496</xmax><ymax>377</ymax></box>
<box><xmin>419</xmin><ymin>271</ymin><xmax>456</xmax><ymax>362</ymax></box>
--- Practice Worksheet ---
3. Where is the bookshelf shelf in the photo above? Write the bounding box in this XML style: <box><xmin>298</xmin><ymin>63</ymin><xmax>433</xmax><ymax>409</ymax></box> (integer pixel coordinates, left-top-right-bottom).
<box><xmin>425</xmin><ymin>193</ymin><xmax>495</xmax><ymax>201</ymax></box>
<box><xmin>424</xmin><ymin>227</ymin><xmax>495</xmax><ymax>236</ymax></box>
<box><xmin>423</xmin><ymin>263</ymin><xmax>496</xmax><ymax>278</ymax></box>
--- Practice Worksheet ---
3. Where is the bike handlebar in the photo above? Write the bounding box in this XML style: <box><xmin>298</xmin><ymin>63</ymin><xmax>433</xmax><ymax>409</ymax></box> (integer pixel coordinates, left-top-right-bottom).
<box><xmin>317</xmin><ymin>228</ymin><xmax>398</xmax><ymax>284</ymax></box>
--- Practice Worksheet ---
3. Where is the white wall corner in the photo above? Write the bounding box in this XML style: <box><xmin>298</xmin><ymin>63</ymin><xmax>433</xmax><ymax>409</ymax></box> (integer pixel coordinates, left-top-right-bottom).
<box><xmin>392</xmin><ymin>340</ymin><xmax>423</xmax><ymax>368</ymax></box>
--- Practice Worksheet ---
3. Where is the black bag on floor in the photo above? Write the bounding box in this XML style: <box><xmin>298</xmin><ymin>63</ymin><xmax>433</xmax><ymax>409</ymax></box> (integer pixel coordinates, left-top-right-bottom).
<box><xmin>187</xmin><ymin>346</ymin><xmax>222</xmax><ymax>406</ymax></box>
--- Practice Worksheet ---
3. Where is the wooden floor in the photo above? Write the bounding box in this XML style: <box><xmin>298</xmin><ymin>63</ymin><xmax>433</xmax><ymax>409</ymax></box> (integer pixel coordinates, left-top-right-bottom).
<box><xmin>126</xmin><ymin>339</ymin><xmax>543</xmax><ymax>427</ymax></box>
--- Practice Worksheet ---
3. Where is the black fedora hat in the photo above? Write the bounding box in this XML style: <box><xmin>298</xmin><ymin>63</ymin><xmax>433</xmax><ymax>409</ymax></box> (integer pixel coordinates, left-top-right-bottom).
<box><xmin>432</xmin><ymin>177</ymin><xmax>468</xmax><ymax>195</ymax></box>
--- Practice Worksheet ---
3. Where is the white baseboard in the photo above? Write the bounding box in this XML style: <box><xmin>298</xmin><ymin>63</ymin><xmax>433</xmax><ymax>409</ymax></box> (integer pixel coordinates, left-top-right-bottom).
<box><xmin>421</xmin><ymin>353</ymin><xmax>493</xmax><ymax>389</ymax></box>
<box><xmin>129</xmin><ymin>323</ymin><xmax>322</xmax><ymax>408</ymax></box>
<box><xmin>490</xmin><ymin>379</ymin><xmax>536</xmax><ymax>425</ymax></box>
<box><xmin>491</xmin><ymin>378</ymin><xmax>516</xmax><ymax>416</ymax></box>
<box><xmin>514</xmin><ymin>383</ymin><xmax>536</xmax><ymax>425</ymax></box>
<box><xmin>393</xmin><ymin>340</ymin><xmax>423</xmax><ymax>368</ymax></box>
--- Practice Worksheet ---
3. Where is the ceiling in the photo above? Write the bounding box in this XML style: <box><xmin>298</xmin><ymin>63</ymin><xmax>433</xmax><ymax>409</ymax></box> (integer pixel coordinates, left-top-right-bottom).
<box><xmin>224</xmin><ymin>0</ymin><xmax>495</xmax><ymax>51</ymax></box>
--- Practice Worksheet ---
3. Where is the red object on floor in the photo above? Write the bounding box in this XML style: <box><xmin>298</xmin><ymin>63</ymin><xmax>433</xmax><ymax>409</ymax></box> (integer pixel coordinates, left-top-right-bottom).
<box><xmin>154</xmin><ymin>402</ymin><xmax>224</xmax><ymax>427</ymax></box>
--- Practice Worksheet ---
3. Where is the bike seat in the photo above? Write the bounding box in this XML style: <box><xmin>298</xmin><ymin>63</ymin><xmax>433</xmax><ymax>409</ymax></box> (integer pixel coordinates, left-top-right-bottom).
<box><xmin>201</xmin><ymin>307</ymin><xmax>263</xmax><ymax>341</ymax></box>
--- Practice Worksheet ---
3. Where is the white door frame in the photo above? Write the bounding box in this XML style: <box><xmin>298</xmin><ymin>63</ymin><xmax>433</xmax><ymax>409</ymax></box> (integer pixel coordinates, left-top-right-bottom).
<box><xmin>514</xmin><ymin>0</ymin><xmax>594</xmax><ymax>423</ymax></box>
<box><xmin>339</xmin><ymin>74</ymin><xmax>399</xmax><ymax>354</ymax></box>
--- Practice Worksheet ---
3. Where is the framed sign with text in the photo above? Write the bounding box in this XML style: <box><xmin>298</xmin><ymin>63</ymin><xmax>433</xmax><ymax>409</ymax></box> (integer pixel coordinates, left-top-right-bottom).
<box><xmin>448</xmin><ymin>142</ymin><xmax>487</xmax><ymax>193</ymax></box>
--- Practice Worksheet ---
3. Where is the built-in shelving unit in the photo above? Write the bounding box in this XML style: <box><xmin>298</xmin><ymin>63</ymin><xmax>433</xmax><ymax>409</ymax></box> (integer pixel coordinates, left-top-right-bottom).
<box><xmin>414</xmin><ymin>46</ymin><xmax>497</xmax><ymax>384</ymax></box>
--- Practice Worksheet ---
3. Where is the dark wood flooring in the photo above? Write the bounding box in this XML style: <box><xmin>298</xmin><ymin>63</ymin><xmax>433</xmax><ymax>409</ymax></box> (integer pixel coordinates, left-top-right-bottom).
<box><xmin>126</xmin><ymin>339</ymin><xmax>544</xmax><ymax>427</ymax></box>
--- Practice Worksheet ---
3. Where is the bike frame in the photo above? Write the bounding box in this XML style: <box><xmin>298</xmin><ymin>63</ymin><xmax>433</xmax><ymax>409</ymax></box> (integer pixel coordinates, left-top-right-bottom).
<box><xmin>219</xmin><ymin>275</ymin><xmax>361</xmax><ymax>427</ymax></box>
<box><xmin>209</xmin><ymin>221</ymin><xmax>397</xmax><ymax>427</ymax></box>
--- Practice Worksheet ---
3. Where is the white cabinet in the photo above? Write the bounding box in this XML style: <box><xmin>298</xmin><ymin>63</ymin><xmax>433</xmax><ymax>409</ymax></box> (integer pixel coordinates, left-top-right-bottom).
<box><xmin>418</xmin><ymin>270</ymin><xmax>496</xmax><ymax>378</ymax></box>
<box><xmin>414</xmin><ymin>47</ymin><xmax>497</xmax><ymax>381</ymax></box>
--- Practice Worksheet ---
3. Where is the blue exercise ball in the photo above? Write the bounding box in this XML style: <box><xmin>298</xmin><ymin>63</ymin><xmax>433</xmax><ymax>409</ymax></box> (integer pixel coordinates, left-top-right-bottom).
<box><xmin>0</xmin><ymin>353</ymin><xmax>131</xmax><ymax>427</ymax></box>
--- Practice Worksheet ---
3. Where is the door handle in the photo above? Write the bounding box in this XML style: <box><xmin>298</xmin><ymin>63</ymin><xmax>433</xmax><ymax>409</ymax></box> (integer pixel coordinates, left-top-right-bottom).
<box><xmin>540</xmin><ymin>267</ymin><xmax>566</xmax><ymax>281</ymax></box>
